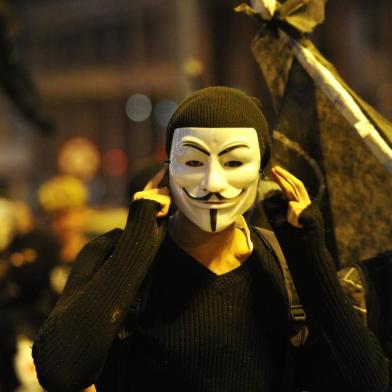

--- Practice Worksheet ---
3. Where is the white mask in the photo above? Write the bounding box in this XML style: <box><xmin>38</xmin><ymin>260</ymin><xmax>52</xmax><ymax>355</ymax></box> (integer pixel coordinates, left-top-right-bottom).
<box><xmin>169</xmin><ymin>127</ymin><xmax>261</xmax><ymax>232</ymax></box>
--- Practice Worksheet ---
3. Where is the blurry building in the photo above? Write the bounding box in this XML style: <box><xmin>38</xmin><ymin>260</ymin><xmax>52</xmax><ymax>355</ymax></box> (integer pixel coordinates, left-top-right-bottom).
<box><xmin>0</xmin><ymin>0</ymin><xmax>389</xmax><ymax>262</ymax></box>
<box><xmin>14</xmin><ymin>0</ymin><xmax>186</xmax><ymax>204</ymax></box>
<box><xmin>2</xmin><ymin>0</ymin><xmax>268</xmax><ymax>205</ymax></box>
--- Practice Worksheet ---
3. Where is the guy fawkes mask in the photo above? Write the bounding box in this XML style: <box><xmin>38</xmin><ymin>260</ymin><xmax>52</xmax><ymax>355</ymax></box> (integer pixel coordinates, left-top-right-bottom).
<box><xmin>169</xmin><ymin>127</ymin><xmax>261</xmax><ymax>232</ymax></box>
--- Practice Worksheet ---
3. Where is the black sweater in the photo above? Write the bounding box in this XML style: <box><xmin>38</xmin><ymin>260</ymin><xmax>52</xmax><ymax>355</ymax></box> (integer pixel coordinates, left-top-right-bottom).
<box><xmin>32</xmin><ymin>199</ymin><xmax>390</xmax><ymax>391</ymax></box>
<box><xmin>96</xmin><ymin>231</ymin><xmax>291</xmax><ymax>392</ymax></box>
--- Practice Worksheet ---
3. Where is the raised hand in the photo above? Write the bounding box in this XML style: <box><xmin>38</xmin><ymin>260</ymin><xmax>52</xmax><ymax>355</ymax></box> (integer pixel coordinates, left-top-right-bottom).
<box><xmin>133</xmin><ymin>164</ymin><xmax>171</xmax><ymax>218</ymax></box>
<box><xmin>270</xmin><ymin>165</ymin><xmax>311</xmax><ymax>228</ymax></box>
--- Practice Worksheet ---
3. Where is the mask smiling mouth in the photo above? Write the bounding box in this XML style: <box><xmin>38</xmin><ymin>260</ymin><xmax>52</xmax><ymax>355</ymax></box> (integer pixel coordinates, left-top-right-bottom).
<box><xmin>183</xmin><ymin>188</ymin><xmax>245</xmax><ymax>203</ymax></box>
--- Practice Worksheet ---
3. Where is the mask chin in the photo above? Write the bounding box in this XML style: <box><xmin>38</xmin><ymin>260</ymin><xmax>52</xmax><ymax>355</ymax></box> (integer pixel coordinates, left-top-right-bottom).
<box><xmin>170</xmin><ymin>178</ymin><xmax>258</xmax><ymax>233</ymax></box>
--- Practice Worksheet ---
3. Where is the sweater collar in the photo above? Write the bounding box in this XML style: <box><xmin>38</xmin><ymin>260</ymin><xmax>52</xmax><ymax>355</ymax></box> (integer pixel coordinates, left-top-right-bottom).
<box><xmin>234</xmin><ymin>215</ymin><xmax>254</xmax><ymax>254</ymax></box>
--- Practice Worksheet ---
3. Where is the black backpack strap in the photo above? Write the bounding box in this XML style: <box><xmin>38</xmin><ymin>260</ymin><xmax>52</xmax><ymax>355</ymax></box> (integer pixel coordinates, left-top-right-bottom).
<box><xmin>118</xmin><ymin>271</ymin><xmax>154</xmax><ymax>341</ymax></box>
<box><xmin>252</xmin><ymin>226</ymin><xmax>309</xmax><ymax>347</ymax></box>
<box><xmin>340</xmin><ymin>253</ymin><xmax>392</xmax><ymax>359</ymax></box>
<box><xmin>337</xmin><ymin>264</ymin><xmax>368</xmax><ymax>327</ymax></box>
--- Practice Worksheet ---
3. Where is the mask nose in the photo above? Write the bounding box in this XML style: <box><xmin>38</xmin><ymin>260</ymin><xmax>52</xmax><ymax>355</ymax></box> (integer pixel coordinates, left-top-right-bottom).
<box><xmin>201</xmin><ymin>161</ymin><xmax>228</xmax><ymax>193</ymax></box>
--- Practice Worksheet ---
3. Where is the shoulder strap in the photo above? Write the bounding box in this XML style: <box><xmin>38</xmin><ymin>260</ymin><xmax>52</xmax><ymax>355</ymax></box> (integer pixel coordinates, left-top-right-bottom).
<box><xmin>337</xmin><ymin>264</ymin><xmax>368</xmax><ymax>327</ymax></box>
<box><xmin>118</xmin><ymin>271</ymin><xmax>153</xmax><ymax>341</ymax></box>
<box><xmin>252</xmin><ymin>226</ymin><xmax>309</xmax><ymax>347</ymax></box>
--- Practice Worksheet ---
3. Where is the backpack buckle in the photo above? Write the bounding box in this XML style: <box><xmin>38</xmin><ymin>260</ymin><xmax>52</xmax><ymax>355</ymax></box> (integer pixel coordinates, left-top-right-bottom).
<box><xmin>290</xmin><ymin>304</ymin><xmax>306</xmax><ymax>323</ymax></box>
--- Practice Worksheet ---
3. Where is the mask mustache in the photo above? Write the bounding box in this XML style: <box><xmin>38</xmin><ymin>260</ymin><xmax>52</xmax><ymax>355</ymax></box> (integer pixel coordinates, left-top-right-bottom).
<box><xmin>183</xmin><ymin>188</ymin><xmax>245</xmax><ymax>201</ymax></box>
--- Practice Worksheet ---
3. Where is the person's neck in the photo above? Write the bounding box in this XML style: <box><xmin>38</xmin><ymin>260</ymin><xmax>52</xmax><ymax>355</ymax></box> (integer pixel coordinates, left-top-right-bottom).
<box><xmin>168</xmin><ymin>212</ymin><xmax>250</xmax><ymax>275</ymax></box>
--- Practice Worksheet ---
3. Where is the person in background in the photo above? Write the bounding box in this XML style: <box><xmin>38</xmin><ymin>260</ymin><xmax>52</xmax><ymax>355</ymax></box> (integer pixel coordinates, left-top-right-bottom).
<box><xmin>38</xmin><ymin>175</ymin><xmax>90</xmax><ymax>265</ymax></box>
<box><xmin>0</xmin><ymin>198</ymin><xmax>59</xmax><ymax>392</ymax></box>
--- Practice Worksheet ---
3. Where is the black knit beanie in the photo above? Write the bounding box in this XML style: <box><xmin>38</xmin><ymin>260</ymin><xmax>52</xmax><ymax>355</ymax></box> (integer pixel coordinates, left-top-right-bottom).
<box><xmin>166</xmin><ymin>86</ymin><xmax>271</xmax><ymax>168</ymax></box>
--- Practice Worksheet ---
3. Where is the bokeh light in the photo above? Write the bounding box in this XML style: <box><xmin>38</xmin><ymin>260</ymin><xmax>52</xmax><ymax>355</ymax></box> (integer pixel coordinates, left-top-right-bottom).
<box><xmin>125</xmin><ymin>94</ymin><xmax>152</xmax><ymax>122</ymax></box>
<box><xmin>103</xmin><ymin>148</ymin><xmax>128</xmax><ymax>177</ymax></box>
<box><xmin>183</xmin><ymin>57</ymin><xmax>204</xmax><ymax>78</ymax></box>
<box><xmin>57</xmin><ymin>138</ymin><xmax>100</xmax><ymax>181</ymax></box>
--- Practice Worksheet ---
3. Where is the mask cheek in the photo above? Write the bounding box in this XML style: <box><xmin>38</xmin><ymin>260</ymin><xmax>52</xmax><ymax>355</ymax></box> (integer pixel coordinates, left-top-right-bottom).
<box><xmin>169</xmin><ymin>166</ymin><xmax>204</xmax><ymax>189</ymax></box>
<box><xmin>226</xmin><ymin>166</ymin><xmax>260</xmax><ymax>189</ymax></box>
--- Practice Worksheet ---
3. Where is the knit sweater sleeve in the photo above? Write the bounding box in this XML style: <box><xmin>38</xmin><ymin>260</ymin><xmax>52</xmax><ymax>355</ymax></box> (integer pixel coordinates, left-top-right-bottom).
<box><xmin>263</xmin><ymin>196</ymin><xmax>390</xmax><ymax>392</ymax></box>
<box><xmin>32</xmin><ymin>199</ymin><xmax>166</xmax><ymax>392</ymax></box>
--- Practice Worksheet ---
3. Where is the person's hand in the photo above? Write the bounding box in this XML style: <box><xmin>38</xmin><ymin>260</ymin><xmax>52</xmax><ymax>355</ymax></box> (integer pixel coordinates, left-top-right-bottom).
<box><xmin>270</xmin><ymin>165</ymin><xmax>311</xmax><ymax>228</ymax></box>
<box><xmin>132</xmin><ymin>164</ymin><xmax>171</xmax><ymax>218</ymax></box>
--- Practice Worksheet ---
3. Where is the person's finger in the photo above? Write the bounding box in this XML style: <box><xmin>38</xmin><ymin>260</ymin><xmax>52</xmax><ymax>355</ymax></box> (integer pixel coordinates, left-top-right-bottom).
<box><xmin>271</xmin><ymin>168</ymin><xmax>298</xmax><ymax>201</ymax></box>
<box><xmin>144</xmin><ymin>164</ymin><xmax>168</xmax><ymax>191</ymax></box>
<box><xmin>273</xmin><ymin>166</ymin><xmax>310</xmax><ymax>200</ymax></box>
<box><xmin>272</xmin><ymin>166</ymin><xmax>310</xmax><ymax>203</ymax></box>
<box><xmin>133</xmin><ymin>186</ymin><xmax>170</xmax><ymax>201</ymax></box>
<box><xmin>156</xmin><ymin>194</ymin><xmax>171</xmax><ymax>217</ymax></box>
<box><xmin>133</xmin><ymin>187</ymin><xmax>171</xmax><ymax>217</ymax></box>
<box><xmin>274</xmin><ymin>172</ymin><xmax>300</xmax><ymax>201</ymax></box>
<box><xmin>273</xmin><ymin>166</ymin><xmax>303</xmax><ymax>185</ymax></box>
<box><xmin>287</xmin><ymin>201</ymin><xmax>307</xmax><ymax>228</ymax></box>
<box><xmin>272</xmin><ymin>166</ymin><xmax>301</xmax><ymax>199</ymax></box>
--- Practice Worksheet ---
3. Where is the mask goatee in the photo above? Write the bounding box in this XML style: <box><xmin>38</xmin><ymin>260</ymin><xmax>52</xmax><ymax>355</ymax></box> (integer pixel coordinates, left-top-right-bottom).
<box><xmin>210</xmin><ymin>209</ymin><xmax>217</xmax><ymax>232</ymax></box>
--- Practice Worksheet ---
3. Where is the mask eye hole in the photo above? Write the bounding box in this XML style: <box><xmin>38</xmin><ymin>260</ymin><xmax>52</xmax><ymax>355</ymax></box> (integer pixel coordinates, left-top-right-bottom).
<box><xmin>224</xmin><ymin>161</ymin><xmax>243</xmax><ymax>168</ymax></box>
<box><xmin>185</xmin><ymin>160</ymin><xmax>204</xmax><ymax>167</ymax></box>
